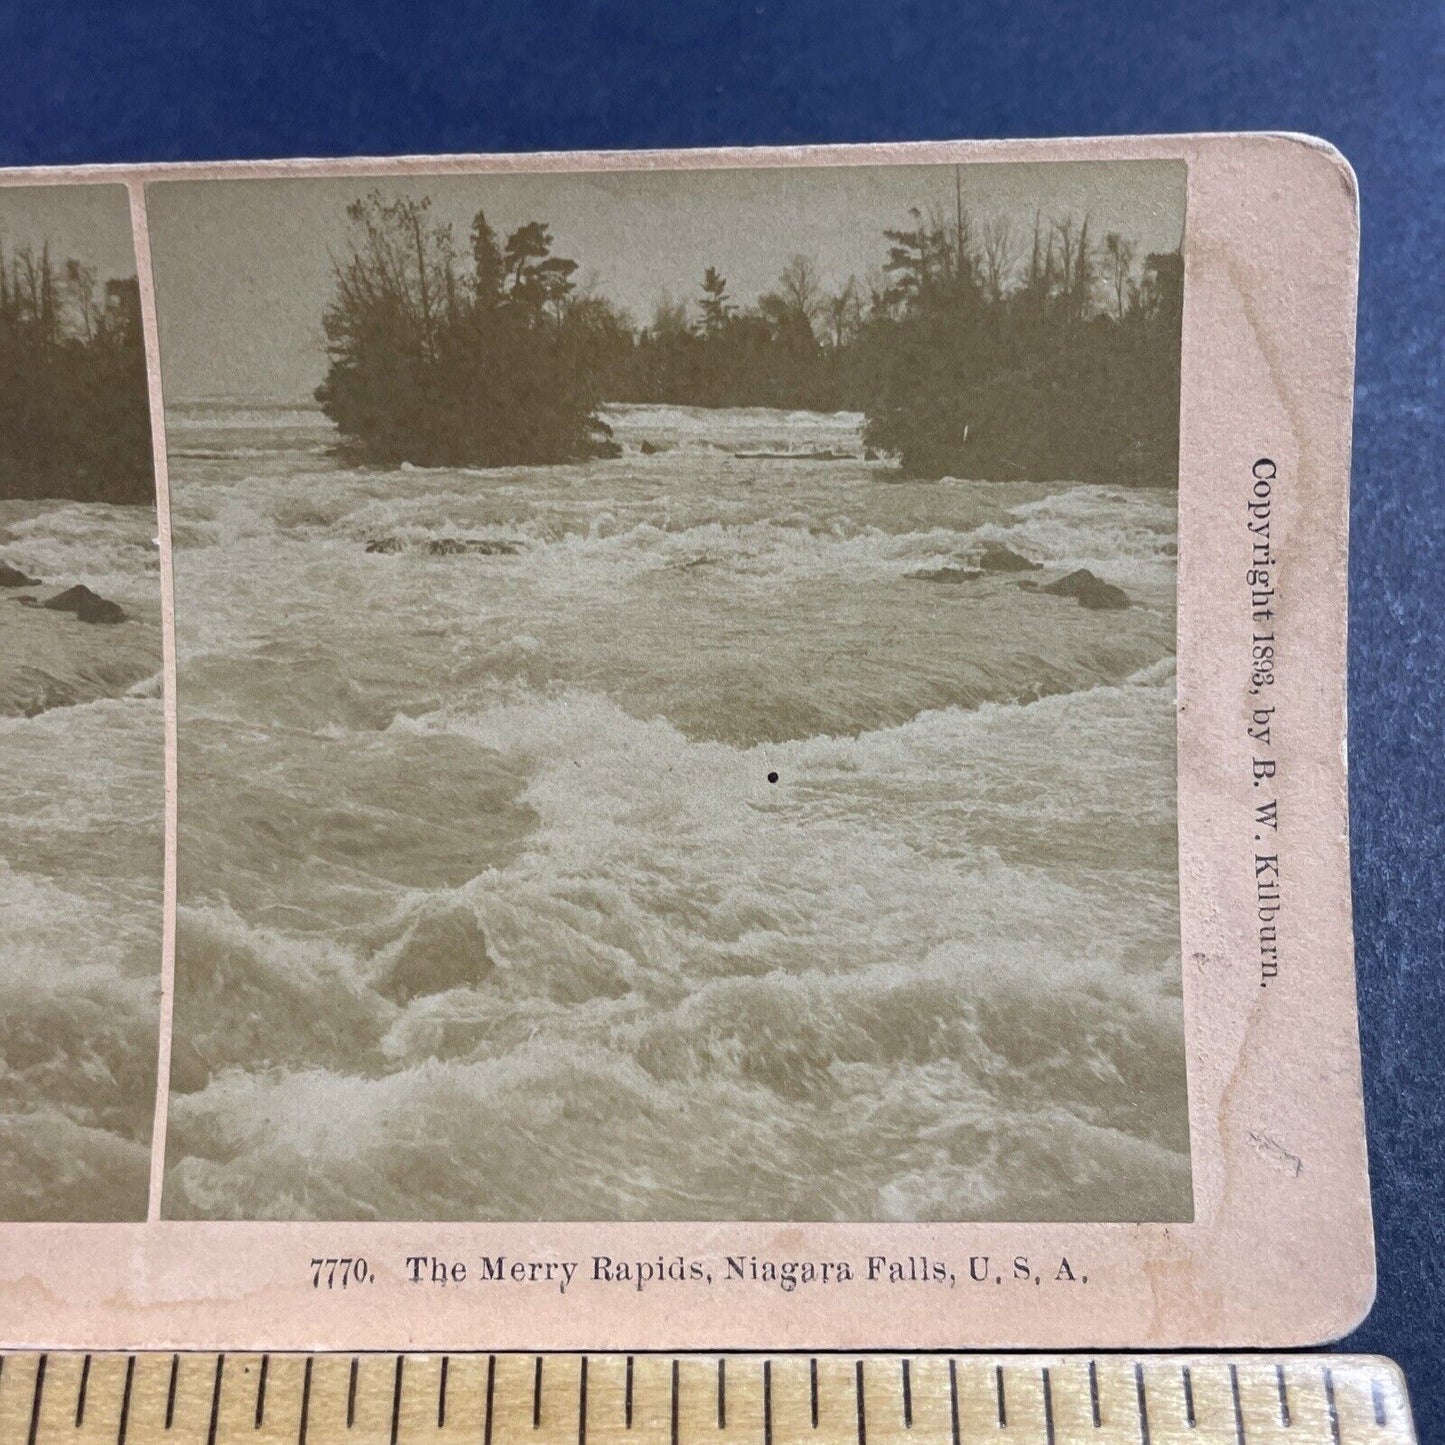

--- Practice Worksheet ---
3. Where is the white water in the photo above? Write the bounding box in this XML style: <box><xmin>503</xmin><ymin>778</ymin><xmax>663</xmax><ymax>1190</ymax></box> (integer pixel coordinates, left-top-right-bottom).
<box><xmin>162</xmin><ymin>401</ymin><xmax>1189</xmax><ymax>1223</ymax></box>
<box><xmin>0</xmin><ymin>499</ymin><xmax>162</xmax><ymax>1220</ymax></box>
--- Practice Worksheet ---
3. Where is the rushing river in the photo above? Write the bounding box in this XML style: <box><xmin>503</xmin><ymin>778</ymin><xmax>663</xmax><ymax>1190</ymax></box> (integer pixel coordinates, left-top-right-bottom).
<box><xmin>161</xmin><ymin>400</ymin><xmax>1189</xmax><ymax>1223</ymax></box>
<box><xmin>0</xmin><ymin>497</ymin><xmax>163</xmax><ymax>1220</ymax></box>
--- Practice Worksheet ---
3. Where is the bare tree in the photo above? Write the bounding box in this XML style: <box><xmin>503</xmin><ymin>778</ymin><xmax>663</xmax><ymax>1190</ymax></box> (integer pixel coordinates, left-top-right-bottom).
<box><xmin>980</xmin><ymin>215</ymin><xmax>1018</xmax><ymax>304</ymax></box>
<box><xmin>760</xmin><ymin>254</ymin><xmax>825</xmax><ymax>343</ymax></box>
<box><xmin>777</xmin><ymin>254</ymin><xmax>824</xmax><ymax>323</ymax></box>
<box><xmin>63</xmin><ymin>259</ymin><xmax>99</xmax><ymax>342</ymax></box>
<box><xmin>1053</xmin><ymin>217</ymin><xmax>1077</xmax><ymax>305</ymax></box>
<box><xmin>1052</xmin><ymin>214</ymin><xmax>1097</xmax><ymax>324</ymax></box>
<box><xmin>822</xmin><ymin>276</ymin><xmax>862</xmax><ymax>352</ymax></box>
<box><xmin>1103</xmin><ymin>231</ymin><xmax>1136</xmax><ymax>322</ymax></box>
<box><xmin>945</xmin><ymin>169</ymin><xmax>978</xmax><ymax>293</ymax></box>
<box><xmin>1023</xmin><ymin>209</ymin><xmax>1056</xmax><ymax>309</ymax></box>
<box><xmin>861</xmin><ymin>263</ymin><xmax>891</xmax><ymax>319</ymax></box>
<box><xmin>648</xmin><ymin>293</ymin><xmax>691</xmax><ymax>339</ymax></box>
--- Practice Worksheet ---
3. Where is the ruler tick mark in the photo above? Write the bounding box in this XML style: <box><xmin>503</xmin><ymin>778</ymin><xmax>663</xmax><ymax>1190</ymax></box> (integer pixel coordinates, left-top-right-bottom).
<box><xmin>995</xmin><ymin>1366</ymin><xmax>1006</xmax><ymax>1430</ymax></box>
<box><xmin>1323</xmin><ymin>1368</ymin><xmax>1341</xmax><ymax>1445</ymax></box>
<box><xmin>165</xmin><ymin>1355</ymin><xmax>179</xmax><ymax>1430</ymax></box>
<box><xmin>624</xmin><ymin>1358</ymin><xmax>632</xmax><ymax>1431</ymax></box>
<box><xmin>76</xmin><ymin>1354</ymin><xmax>92</xmax><ymax>1429</ymax></box>
<box><xmin>298</xmin><ymin>1358</ymin><xmax>313</xmax><ymax>1445</ymax></box>
<box><xmin>855</xmin><ymin>1361</ymin><xmax>865</xmax><ymax>1445</ymax></box>
<box><xmin>347</xmin><ymin>1359</ymin><xmax>358</xmax><ymax>1429</ymax></box>
<box><xmin>439</xmin><ymin>1356</ymin><xmax>449</xmax><ymax>1431</ymax></box>
<box><xmin>1089</xmin><ymin>1361</ymin><xmax>1101</xmax><ymax>1429</ymax></box>
<box><xmin>902</xmin><ymin>1360</ymin><xmax>912</xmax><ymax>1429</ymax></box>
<box><xmin>256</xmin><ymin>1354</ymin><xmax>270</xmax><ymax>1430</ymax></box>
<box><xmin>811</xmin><ymin>1360</ymin><xmax>819</xmax><ymax>1431</ymax></box>
<box><xmin>1276</xmin><ymin>1366</ymin><xmax>1290</xmax><ymax>1428</ymax></box>
<box><xmin>1182</xmin><ymin>1367</ymin><xmax>1196</xmax><ymax>1429</ymax></box>
<box><xmin>671</xmin><ymin>1360</ymin><xmax>680</xmax><ymax>1445</ymax></box>
<box><xmin>948</xmin><ymin>1360</ymin><xmax>960</xmax><ymax>1445</ymax></box>
<box><xmin>392</xmin><ymin>1356</ymin><xmax>405</xmax><ymax>1445</ymax></box>
<box><xmin>117</xmin><ymin>1357</ymin><xmax>135</xmax><ymax>1445</ymax></box>
<box><xmin>1230</xmin><ymin>1365</ymin><xmax>1245</xmax><ymax>1445</ymax></box>
<box><xmin>1135</xmin><ymin>1363</ymin><xmax>1150</xmax><ymax>1445</ymax></box>
<box><xmin>578</xmin><ymin>1357</ymin><xmax>587</xmax><ymax>1445</ymax></box>
<box><xmin>1043</xmin><ymin>1368</ymin><xmax>1055</xmax><ymax>1445</ymax></box>
<box><xmin>1373</xmin><ymin>1379</ymin><xmax>1387</xmax><ymax>1427</ymax></box>
<box><xmin>764</xmin><ymin>1362</ymin><xmax>773</xmax><ymax>1445</ymax></box>
<box><xmin>485</xmin><ymin>1357</ymin><xmax>496</xmax><ymax>1445</ymax></box>
<box><xmin>26</xmin><ymin>1353</ymin><xmax>46</xmax><ymax>1445</ymax></box>
<box><xmin>207</xmin><ymin>1356</ymin><xmax>226</xmax><ymax>1445</ymax></box>
<box><xmin>717</xmin><ymin>1358</ymin><xmax>726</xmax><ymax>1430</ymax></box>
<box><xmin>534</xmin><ymin>1357</ymin><xmax>544</xmax><ymax>1430</ymax></box>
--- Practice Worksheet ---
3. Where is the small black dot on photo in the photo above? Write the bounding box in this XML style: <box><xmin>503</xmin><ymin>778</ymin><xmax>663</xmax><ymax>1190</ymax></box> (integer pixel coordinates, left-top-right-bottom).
<box><xmin>767</xmin><ymin>771</ymin><xmax>779</xmax><ymax>784</ymax></box>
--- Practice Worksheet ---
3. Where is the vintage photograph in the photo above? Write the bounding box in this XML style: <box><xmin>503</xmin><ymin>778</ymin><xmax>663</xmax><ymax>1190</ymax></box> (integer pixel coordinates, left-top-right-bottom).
<box><xmin>148</xmin><ymin>159</ymin><xmax>1190</xmax><ymax>1223</ymax></box>
<box><xmin>0</xmin><ymin>183</ymin><xmax>162</xmax><ymax>1220</ymax></box>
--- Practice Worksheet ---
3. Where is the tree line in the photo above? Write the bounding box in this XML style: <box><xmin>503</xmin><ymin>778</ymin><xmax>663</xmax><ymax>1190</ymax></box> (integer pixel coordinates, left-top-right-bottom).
<box><xmin>0</xmin><ymin>243</ymin><xmax>154</xmax><ymax>504</ymax></box>
<box><xmin>316</xmin><ymin>196</ymin><xmax>621</xmax><ymax>466</ymax></box>
<box><xmin>317</xmin><ymin>182</ymin><xmax>1183</xmax><ymax>485</ymax></box>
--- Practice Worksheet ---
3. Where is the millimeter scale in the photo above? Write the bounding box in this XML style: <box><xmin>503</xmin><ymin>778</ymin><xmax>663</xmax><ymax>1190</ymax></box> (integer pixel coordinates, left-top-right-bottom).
<box><xmin>0</xmin><ymin>1354</ymin><xmax>1417</xmax><ymax>1445</ymax></box>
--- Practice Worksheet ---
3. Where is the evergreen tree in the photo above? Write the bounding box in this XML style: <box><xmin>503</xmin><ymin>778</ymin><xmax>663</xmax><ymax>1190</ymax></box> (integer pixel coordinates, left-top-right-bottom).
<box><xmin>697</xmin><ymin>267</ymin><xmax>734</xmax><ymax>337</ymax></box>
<box><xmin>470</xmin><ymin>209</ymin><xmax>504</xmax><ymax>305</ymax></box>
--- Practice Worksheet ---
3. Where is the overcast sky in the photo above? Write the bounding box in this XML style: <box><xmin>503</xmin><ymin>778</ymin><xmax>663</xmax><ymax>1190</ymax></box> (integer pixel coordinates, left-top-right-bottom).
<box><xmin>146</xmin><ymin>159</ymin><xmax>1186</xmax><ymax>401</ymax></box>
<box><xmin>0</xmin><ymin>183</ymin><xmax>136</xmax><ymax>282</ymax></box>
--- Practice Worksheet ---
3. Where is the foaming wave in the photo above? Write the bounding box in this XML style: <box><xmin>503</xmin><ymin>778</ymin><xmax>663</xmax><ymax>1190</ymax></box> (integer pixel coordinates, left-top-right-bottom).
<box><xmin>973</xmin><ymin>485</ymin><xmax>1178</xmax><ymax>593</ymax></box>
<box><xmin>167</xmin><ymin>675</ymin><xmax>1185</xmax><ymax>1221</ymax></box>
<box><xmin>601</xmin><ymin>404</ymin><xmax>865</xmax><ymax>457</ymax></box>
<box><xmin>0</xmin><ymin>860</ymin><xmax>159</xmax><ymax>1220</ymax></box>
<box><xmin>2</xmin><ymin>1113</ymin><xmax>151</xmax><ymax>1222</ymax></box>
<box><xmin>1</xmin><ymin>501</ymin><xmax>159</xmax><ymax>607</ymax></box>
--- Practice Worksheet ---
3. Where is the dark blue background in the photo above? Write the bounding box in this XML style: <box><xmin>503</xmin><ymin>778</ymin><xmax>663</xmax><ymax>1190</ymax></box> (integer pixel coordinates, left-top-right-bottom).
<box><xmin>2</xmin><ymin>0</ymin><xmax>1440</xmax><ymax>1432</ymax></box>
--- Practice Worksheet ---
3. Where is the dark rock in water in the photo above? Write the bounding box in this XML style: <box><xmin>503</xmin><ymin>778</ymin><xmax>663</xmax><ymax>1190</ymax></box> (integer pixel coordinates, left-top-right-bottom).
<box><xmin>43</xmin><ymin>585</ymin><xmax>95</xmax><ymax>612</ymax></box>
<box><xmin>975</xmin><ymin>543</ymin><xmax>1042</xmax><ymax>573</ymax></box>
<box><xmin>0</xmin><ymin>561</ymin><xmax>39</xmax><ymax>587</ymax></box>
<box><xmin>595</xmin><ymin>439</ymin><xmax>623</xmax><ymax>459</ymax></box>
<box><xmin>40</xmin><ymin>583</ymin><xmax>127</xmax><ymax>624</ymax></box>
<box><xmin>907</xmin><ymin>566</ymin><xmax>984</xmax><ymax>584</ymax></box>
<box><xmin>1076</xmin><ymin>583</ymin><xmax>1131</xmax><ymax>611</ymax></box>
<box><xmin>77</xmin><ymin>592</ymin><xmax>127</xmax><ymax>624</ymax></box>
<box><xmin>41</xmin><ymin>584</ymin><xmax>125</xmax><ymax>623</ymax></box>
<box><xmin>639</xmin><ymin>439</ymin><xmax>665</xmax><ymax>455</ymax></box>
<box><xmin>1038</xmin><ymin>568</ymin><xmax>1131</xmax><ymax>611</ymax></box>
<box><xmin>366</xmin><ymin>536</ymin><xmax>405</xmax><ymax>554</ymax></box>
<box><xmin>378</xmin><ymin>906</ymin><xmax>495</xmax><ymax>1003</ymax></box>
<box><xmin>427</xmin><ymin>537</ymin><xmax>521</xmax><ymax>557</ymax></box>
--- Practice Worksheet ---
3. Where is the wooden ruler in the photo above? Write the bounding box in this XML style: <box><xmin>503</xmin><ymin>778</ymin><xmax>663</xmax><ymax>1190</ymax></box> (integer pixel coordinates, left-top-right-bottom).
<box><xmin>0</xmin><ymin>1354</ymin><xmax>1414</xmax><ymax>1445</ymax></box>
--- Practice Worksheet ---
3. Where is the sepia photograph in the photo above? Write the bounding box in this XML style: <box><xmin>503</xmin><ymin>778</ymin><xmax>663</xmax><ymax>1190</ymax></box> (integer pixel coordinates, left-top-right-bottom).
<box><xmin>0</xmin><ymin>183</ymin><xmax>163</xmax><ymax>1221</ymax></box>
<box><xmin>147</xmin><ymin>159</ymin><xmax>1191</xmax><ymax>1223</ymax></box>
